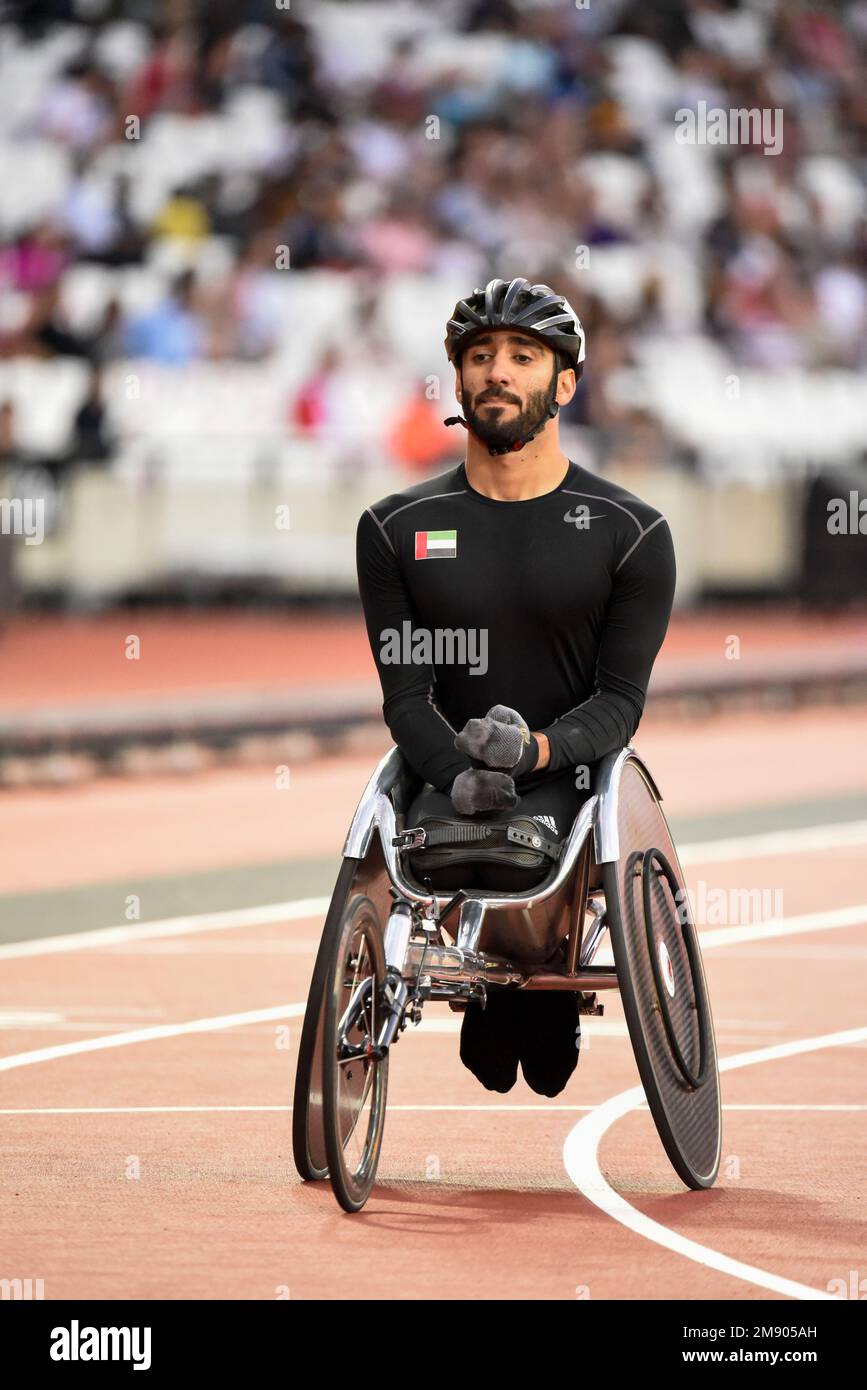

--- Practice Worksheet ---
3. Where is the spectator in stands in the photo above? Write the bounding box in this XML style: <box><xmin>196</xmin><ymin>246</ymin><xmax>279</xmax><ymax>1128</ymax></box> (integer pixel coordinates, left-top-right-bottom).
<box><xmin>64</xmin><ymin>173</ymin><xmax>146</xmax><ymax>267</ymax></box>
<box><xmin>0</xmin><ymin>400</ymin><xmax>18</xmax><ymax>621</ymax></box>
<box><xmin>0</xmin><ymin>0</ymin><xmax>865</xmax><ymax>499</ymax></box>
<box><xmin>357</xmin><ymin>193</ymin><xmax>437</xmax><ymax>273</ymax></box>
<box><xmin>123</xmin><ymin>269</ymin><xmax>205</xmax><ymax>364</ymax></box>
<box><xmin>0</xmin><ymin>221</ymin><xmax>70</xmax><ymax>294</ymax></box>
<box><xmin>90</xmin><ymin>298</ymin><xmax>126</xmax><ymax>365</ymax></box>
<box><xmin>387</xmin><ymin>382</ymin><xmax>457</xmax><ymax>477</ymax></box>
<box><xmin>68</xmin><ymin>368</ymin><xmax>114</xmax><ymax>465</ymax></box>
<box><xmin>36</xmin><ymin>56</ymin><xmax>116</xmax><ymax>150</ymax></box>
<box><xmin>28</xmin><ymin>284</ymin><xmax>94</xmax><ymax>359</ymax></box>
<box><xmin>151</xmin><ymin>181</ymin><xmax>212</xmax><ymax>244</ymax></box>
<box><xmin>292</xmin><ymin>347</ymin><xmax>341</xmax><ymax>437</ymax></box>
<box><xmin>0</xmin><ymin>399</ymin><xmax>17</xmax><ymax>467</ymax></box>
<box><xmin>0</xmin><ymin>398</ymin><xmax>61</xmax><ymax>545</ymax></box>
<box><xmin>124</xmin><ymin>20</ymin><xmax>197</xmax><ymax>119</ymax></box>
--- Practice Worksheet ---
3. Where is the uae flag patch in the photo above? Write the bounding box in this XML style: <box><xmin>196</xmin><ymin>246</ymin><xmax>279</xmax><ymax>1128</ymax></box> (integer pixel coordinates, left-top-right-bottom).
<box><xmin>415</xmin><ymin>529</ymin><xmax>457</xmax><ymax>560</ymax></box>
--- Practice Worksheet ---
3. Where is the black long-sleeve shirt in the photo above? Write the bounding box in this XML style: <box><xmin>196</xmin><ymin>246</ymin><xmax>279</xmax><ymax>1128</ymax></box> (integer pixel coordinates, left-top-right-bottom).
<box><xmin>356</xmin><ymin>457</ymin><xmax>676</xmax><ymax>793</ymax></box>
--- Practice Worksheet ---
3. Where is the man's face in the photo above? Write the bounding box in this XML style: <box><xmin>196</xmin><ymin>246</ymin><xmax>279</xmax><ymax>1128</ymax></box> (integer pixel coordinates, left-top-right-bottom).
<box><xmin>455</xmin><ymin>330</ymin><xmax>573</xmax><ymax>452</ymax></box>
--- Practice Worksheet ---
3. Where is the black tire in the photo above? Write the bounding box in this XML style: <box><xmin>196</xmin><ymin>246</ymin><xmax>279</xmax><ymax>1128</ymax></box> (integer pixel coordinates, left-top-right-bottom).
<box><xmin>322</xmin><ymin>894</ymin><xmax>390</xmax><ymax>1213</ymax></box>
<box><xmin>603</xmin><ymin>758</ymin><xmax>721</xmax><ymax>1190</ymax></box>
<box><xmin>292</xmin><ymin>857</ymin><xmax>362</xmax><ymax>1181</ymax></box>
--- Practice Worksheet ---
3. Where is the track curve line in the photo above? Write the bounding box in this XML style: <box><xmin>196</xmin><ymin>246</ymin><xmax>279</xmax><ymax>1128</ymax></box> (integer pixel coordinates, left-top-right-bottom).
<box><xmin>562</xmin><ymin>1024</ymin><xmax>867</xmax><ymax>1301</ymax></box>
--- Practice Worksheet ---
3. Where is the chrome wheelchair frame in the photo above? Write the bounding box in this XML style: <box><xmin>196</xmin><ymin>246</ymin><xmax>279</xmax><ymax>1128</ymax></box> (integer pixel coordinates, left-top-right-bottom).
<box><xmin>293</xmin><ymin>742</ymin><xmax>721</xmax><ymax>1212</ymax></box>
<box><xmin>342</xmin><ymin>740</ymin><xmax>657</xmax><ymax>994</ymax></box>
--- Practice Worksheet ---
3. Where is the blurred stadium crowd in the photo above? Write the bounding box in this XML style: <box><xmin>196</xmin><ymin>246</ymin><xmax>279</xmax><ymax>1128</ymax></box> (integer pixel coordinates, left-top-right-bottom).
<box><xmin>0</xmin><ymin>0</ymin><xmax>866</xmax><ymax>606</ymax></box>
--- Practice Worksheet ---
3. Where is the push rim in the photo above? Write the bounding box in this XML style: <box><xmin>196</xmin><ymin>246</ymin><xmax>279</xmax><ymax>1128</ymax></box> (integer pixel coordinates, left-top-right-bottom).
<box><xmin>323</xmin><ymin>896</ymin><xmax>389</xmax><ymax>1209</ymax></box>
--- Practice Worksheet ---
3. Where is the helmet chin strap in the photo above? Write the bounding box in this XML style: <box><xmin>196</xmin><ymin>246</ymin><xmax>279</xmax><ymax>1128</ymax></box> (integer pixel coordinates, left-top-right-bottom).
<box><xmin>444</xmin><ymin>365</ymin><xmax>560</xmax><ymax>456</ymax></box>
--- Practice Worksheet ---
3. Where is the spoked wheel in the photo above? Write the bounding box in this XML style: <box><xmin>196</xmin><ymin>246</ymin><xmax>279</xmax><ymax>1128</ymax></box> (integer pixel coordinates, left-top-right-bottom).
<box><xmin>292</xmin><ymin>857</ymin><xmax>361</xmax><ymax>1182</ymax></box>
<box><xmin>322</xmin><ymin>894</ymin><xmax>390</xmax><ymax>1212</ymax></box>
<box><xmin>603</xmin><ymin>757</ymin><xmax>721</xmax><ymax>1190</ymax></box>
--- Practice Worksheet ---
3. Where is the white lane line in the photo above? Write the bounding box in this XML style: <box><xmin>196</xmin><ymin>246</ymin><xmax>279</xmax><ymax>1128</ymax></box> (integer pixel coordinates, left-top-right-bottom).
<box><xmin>0</xmin><ymin>1103</ymin><xmax>596</xmax><ymax>1115</ymax></box>
<box><xmin>0</xmin><ymin>898</ymin><xmax>331</xmax><ymax>960</ymax></box>
<box><xmin>0</xmin><ymin>1005</ymin><xmax>164</xmax><ymax>1016</ymax></box>
<box><xmin>562</xmin><ymin>1025</ymin><xmax>867</xmax><ymax>1302</ymax></box>
<box><xmin>0</xmin><ymin>1003</ymin><xmax>306</xmax><ymax>1074</ymax></box>
<box><xmin>0</xmin><ymin>1105</ymin><xmax>301</xmax><ymax>1115</ymax></box>
<box><xmin>720</xmin><ymin>1103</ymin><xmax>867</xmax><ymax>1111</ymax></box>
<box><xmin>108</xmin><ymin>940</ymin><xmax>321</xmax><ymax>955</ymax></box>
<box><xmin>698</xmin><ymin>904</ymin><xmax>867</xmax><ymax>951</ymax></box>
<box><xmin>1</xmin><ymin>1103</ymin><xmax>865</xmax><ymax>1117</ymax></box>
<box><xmin>0</xmin><ymin>1021</ymin><xmax>174</xmax><ymax>1034</ymax></box>
<box><xmin>2</xmin><ymin>815</ymin><xmax>866</xmax><ymax>964</ymax></box>
<box><xmin>1</xmin><ymin>885</ymin><xmax>864</xmax><ymax>1087</ymax></box>
<box><xmin>0</xmin><ymin>1010</ymin><xmax>66</xmax><ymax>1026</ymax></box>
<box><xmin>679</xmin><ymin>819</ymin><xmax>867</xmax><ymax>865</ymax></box>
<box><xmin>724</xmin><ymin>944</ymin><xmax>867</xmax><ymax>959</ymax></box>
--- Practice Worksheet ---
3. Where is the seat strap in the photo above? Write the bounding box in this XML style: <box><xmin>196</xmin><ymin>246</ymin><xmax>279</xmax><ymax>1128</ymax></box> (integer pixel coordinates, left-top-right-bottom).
<box><xmin>407</xmin><ymin>821</ymin><xmax>562</xmax><ymax>861</ymax></box>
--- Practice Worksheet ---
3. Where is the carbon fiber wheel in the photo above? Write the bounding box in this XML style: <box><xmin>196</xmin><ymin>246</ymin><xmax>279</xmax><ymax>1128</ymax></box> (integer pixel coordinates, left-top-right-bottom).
<box><xmin>292</xmin><ymin>857</ymin><xmax>361</xmax><ymax>1182</ymax></box>
<box><xmin>322</xmin><ymin>894</ymin><xmax>389</xmax><ymax>1212</ymax></box>
<box><xmin>603</xmin><ymin>758</ymin><xmax>721</xmax><ymax>1189</ymax></box>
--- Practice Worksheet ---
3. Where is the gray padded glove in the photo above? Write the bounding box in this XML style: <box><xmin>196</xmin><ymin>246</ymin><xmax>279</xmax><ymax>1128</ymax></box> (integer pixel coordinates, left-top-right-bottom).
<box><xmin>449</xmin><ymin>768</ymin><xmax>517</xmax><ymax>815</ymax></box>
<box><xmin>454</xmin><ymin>704</ymin><xmax>539</xmax><ymax>778</ymax></box>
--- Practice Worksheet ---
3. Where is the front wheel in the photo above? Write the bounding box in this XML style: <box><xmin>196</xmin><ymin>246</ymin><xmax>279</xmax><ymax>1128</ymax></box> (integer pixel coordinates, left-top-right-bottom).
<box><xmin>292</xmin><ymin>857</ymin><xmax>361</xmax><ymax>1181</ymax></box>
<box><xmin>322</xmin><ymin>894</ymin><xmax>390</xmax><ymax>1212</ymax></box>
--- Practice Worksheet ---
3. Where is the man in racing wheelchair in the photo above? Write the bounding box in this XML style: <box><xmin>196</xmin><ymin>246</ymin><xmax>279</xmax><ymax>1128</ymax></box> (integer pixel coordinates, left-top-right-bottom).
<box><xmin>356</xmin><ymin>276</ymin><xmax>676</xmax><ymax>1097</ymax></box>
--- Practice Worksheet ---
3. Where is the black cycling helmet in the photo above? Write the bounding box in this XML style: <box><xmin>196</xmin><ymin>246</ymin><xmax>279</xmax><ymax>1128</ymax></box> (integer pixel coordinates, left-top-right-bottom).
<box><xmin>443</xmin><ymin>277</ymin><xmax>586</xmax><ymax>454</ymax></box>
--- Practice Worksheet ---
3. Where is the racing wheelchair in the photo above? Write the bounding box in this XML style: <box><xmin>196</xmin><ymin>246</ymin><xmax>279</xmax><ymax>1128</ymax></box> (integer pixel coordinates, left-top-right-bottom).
<box><xmin>292</xmin><ymin>743</ymin><xmax>721</xmax><ymax>1212</ymax></box>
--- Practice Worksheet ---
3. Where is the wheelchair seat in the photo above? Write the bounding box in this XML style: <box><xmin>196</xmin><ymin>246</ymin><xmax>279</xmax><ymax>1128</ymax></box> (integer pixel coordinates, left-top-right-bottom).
<box><xmin>387</xmin><ymin>751</ymin><xmax>607</xmax><ymax>897</ymax></box>
<box><xmin>371</xmin><ymin>751</ymin><xmax>595</xmax><ymax>961</ymax></box>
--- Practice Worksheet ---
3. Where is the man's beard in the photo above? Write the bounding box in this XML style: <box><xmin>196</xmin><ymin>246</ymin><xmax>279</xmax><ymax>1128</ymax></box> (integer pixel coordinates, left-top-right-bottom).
<box><xmin>462</xmin><ymin>369</ymin><xmax>556</xmax><ymax>452</ymax></box>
